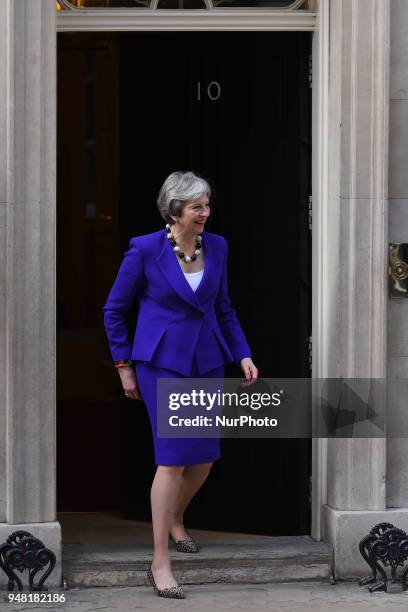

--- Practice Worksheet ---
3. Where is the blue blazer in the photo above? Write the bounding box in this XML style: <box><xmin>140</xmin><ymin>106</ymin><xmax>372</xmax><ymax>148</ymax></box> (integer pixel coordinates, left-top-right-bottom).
<box><xmin>103</xmin><ymin>229</ymin><xmax>252</xmax><ymax>376</ymax></box>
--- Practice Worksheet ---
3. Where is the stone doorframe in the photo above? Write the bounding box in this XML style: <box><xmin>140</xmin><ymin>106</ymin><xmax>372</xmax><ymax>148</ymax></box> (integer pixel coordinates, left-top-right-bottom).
<box><xmin>0</xmin><ymin>0</ymin><xmax>390</xmax><ymax>584</ymax></box>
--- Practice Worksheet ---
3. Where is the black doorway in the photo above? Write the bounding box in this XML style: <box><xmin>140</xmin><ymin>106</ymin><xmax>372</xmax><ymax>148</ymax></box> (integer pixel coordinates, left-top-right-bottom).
<box><xmin>119</xmin><ymin>31</ymin><xmax>312</xmax><ymax>535</ymax></box>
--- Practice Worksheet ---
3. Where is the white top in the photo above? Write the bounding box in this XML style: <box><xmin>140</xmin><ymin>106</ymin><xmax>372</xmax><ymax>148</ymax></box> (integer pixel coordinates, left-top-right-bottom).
<box><xmin>183</xmin><ymin>269</ymin><xmax>204</xmax><ymax>292</ymax></box>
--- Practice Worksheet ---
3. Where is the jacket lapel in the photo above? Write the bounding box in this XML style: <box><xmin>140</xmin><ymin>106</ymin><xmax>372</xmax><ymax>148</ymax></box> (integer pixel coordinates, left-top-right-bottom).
<box><xmin>195</xmin><ymin>231</ymin><xmax>218</xmax><ymax>303</ymax></box>
<box><xmin>156</xmin><ymin>230</ymin><xmax>205</xmax><ymax>313</ymax></box>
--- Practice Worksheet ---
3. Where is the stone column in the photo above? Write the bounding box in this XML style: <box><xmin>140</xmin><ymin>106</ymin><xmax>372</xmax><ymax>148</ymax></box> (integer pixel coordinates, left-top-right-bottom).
<box><xmin>322</xmin><ymin>0</ymin><xmax>408</xmax><ymax>579</ymax></box>
<box><xmin>327</xmin><ymin>0</ymin><xmax>388</xmax><ymax>517</ymax></box>
<box><xmin>386</xmin><ymin>0</ymin><xmax>408</xmax><ymax>511</ymax></box>
<box><xmin>0</xmin><ymin>0</ymin><xmax>61</xmax><ymax>587</ymax></box>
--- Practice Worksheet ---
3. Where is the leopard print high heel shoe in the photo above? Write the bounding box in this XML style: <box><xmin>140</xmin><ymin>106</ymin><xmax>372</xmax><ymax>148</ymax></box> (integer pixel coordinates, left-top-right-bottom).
<box><xmin>147</xmin><ymin>564</ymin><xmax>185</xmax><ymax>599</ymax></box>
<box><xmin>169</xmin><ymin>530</ymin><xmax>199</xmax><ymax>553</ymax></box>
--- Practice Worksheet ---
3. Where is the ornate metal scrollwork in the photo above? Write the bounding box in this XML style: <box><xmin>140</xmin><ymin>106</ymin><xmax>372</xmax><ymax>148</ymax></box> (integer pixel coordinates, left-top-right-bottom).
<box><xmin>58</xmin><ymin>0</ymin><xmax>307</xmax><ymax>9</ymax></box>
<box><xmin>359</xmin><ymin>523</ymin><xmax>408</xmax><ymax>592</ymax></box>
<box><xmin>0</xmin><ymin>530</ymin><xmax>56</xmax><ymax>591</ymax></box>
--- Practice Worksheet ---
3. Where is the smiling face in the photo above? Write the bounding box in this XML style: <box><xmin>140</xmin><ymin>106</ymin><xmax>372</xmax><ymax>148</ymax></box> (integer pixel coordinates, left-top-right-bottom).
<box><xmin>172</xmin><ymin>193</ymin><xmax>211</xmax><ymax>235</ymax></box>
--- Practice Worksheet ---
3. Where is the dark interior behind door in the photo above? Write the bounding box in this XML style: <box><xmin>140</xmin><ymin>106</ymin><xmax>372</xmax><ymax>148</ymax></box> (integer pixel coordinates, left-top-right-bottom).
<box><xmin>119</xmin><ymin>31</ymin><xmax>312</xmax><ymax>535</ymax></box>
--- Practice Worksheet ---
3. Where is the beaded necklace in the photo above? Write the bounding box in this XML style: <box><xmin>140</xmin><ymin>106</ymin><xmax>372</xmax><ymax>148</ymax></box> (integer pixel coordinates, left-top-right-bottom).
<box><xmin>165</xmin><ymin>223</ymin><xmax>202</xmax><ymax>263</ymax></box>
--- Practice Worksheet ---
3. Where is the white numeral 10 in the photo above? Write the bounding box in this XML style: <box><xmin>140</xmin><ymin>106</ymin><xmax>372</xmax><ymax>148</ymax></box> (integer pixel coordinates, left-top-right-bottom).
<box><xmin>197</xmin><ymin>81</ymin><xmax>222</xmax><ymax>101</ymax></box>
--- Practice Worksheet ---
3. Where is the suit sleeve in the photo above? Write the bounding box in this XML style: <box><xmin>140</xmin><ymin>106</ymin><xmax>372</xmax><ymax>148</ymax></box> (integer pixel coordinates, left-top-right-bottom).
<box><xmin>102</xmin><ymin>238</ymin><xmax>145</xmax><ymax>361</ymax></box>
<box><xmin>215</xmin><ymin>238</ymin><xmax>252</xmax><ymax>364</ymax></box>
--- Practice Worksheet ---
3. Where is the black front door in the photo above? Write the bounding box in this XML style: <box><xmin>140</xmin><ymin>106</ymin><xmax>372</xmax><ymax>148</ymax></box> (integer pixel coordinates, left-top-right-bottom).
<box><xmin>120</xmin><ymin>31</ymin><xmax>312</xmax><ymax>535</ymax></box>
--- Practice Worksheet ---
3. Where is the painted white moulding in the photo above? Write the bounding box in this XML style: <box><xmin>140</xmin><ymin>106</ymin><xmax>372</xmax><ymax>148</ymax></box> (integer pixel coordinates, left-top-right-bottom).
<box><xmin>56</xmin><ymin>9</ymin><xmax>316</xmax><ymax>31</ymax></box>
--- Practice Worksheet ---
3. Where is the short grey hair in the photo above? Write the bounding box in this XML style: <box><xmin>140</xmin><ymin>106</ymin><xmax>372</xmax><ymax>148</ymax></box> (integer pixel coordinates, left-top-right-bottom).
<box><xmin>157</xmin><ymin>171</ymin><xmax>212</xmax><ymax>225</ymax></box>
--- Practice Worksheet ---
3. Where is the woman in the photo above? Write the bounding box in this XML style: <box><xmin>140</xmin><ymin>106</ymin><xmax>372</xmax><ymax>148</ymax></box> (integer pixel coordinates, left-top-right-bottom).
<box><xmin>103</xmin><ymin>171</ymin><xmax>258</xmax><ymax>599</ymax></box>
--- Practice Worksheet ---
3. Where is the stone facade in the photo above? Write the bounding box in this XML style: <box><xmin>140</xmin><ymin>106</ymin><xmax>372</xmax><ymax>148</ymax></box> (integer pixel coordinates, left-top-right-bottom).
<box><xmin>387</xmin><ymin>0</ymin><xmax>408</xmax><ymax>510</ymax></box>
<box><xmin>0</xmin><ymin>0</ymin><xmax>61</xmax><ymax>589</ymax></box>
<box><xmin>0</xmin><ymin>0</ymin><xmax>405</xmax><ymax>587</ymax></box>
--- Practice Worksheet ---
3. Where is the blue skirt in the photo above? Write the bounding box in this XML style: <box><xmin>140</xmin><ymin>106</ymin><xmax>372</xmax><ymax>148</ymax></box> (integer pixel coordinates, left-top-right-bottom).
<box><xmin>135</xmin><ymin>359</ymin><xmax>224</xmax><ymax>466</ymax></box>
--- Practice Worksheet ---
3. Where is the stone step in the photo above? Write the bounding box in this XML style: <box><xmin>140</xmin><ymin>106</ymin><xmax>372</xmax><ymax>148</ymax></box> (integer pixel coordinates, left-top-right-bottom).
<box><xmin>62</xmin><ymin>536</ymin><xmax>333</xmax><ymax>588</ymax></box>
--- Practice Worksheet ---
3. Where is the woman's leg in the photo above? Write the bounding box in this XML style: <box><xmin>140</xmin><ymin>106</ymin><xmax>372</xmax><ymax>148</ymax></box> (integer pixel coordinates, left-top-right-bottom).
<box><xmin>168</xmin><ymin>362</ymin><xmax>224</xmax><ymax>540</ymax></box>
<box><xmin>150</xmin><ymin>464</ymin><xmax>185</xmax><ymax>589</ymax></box>
<box><xmin>169</xmin><ymin>462</ymin><xmax>213</xmax><ymax>541</ymax></box>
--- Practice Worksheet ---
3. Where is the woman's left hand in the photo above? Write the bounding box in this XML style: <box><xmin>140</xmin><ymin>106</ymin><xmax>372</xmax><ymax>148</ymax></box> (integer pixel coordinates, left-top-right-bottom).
<box><xmin>240</xmin><ymin>357</ymin><xmax>258</xmax><ymax>382</ymax></box>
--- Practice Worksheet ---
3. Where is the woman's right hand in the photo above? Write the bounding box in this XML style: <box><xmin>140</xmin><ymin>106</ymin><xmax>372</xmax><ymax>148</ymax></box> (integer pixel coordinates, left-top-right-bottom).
<box><xmin>117</xmin><ymin>366</ymin><xmax>142</xmax><ymax>400</ymax></box>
